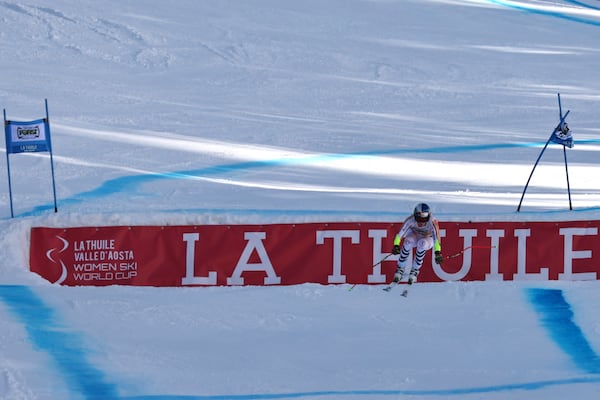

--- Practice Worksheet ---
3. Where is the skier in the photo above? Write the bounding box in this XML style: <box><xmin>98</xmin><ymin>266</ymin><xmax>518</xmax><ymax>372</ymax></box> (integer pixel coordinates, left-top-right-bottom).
<box><xmin>391</xmin><ymin>203</ymin><xmax>443</xmax><ymax>284</ymax></box>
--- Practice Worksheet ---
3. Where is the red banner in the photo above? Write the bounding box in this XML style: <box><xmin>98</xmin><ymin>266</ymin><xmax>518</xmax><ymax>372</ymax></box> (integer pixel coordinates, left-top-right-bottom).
<box><xmin>29</xmin><ymin>221</ymin><xmax>600</xmax><ymax>286</ymax></box>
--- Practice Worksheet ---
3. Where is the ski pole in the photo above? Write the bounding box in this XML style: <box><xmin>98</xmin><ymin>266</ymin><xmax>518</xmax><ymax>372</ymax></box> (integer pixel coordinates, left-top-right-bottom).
<box><xmin>444</xmin><ymin>245</ymin><xmax>496</xmax><ymax>260</ymax></box>
<box><xmin>348</xmin><ymin>253</ymin><xmax>393</xmax><ymax>291</ymax></box>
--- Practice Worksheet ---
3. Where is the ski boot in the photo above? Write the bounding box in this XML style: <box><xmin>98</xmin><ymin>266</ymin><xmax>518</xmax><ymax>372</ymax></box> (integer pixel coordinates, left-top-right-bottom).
<box><xmin>408</xmin><ymin>268</ymin><xmax>420</xmax><ymax>285</ymax></box>
<box><xmin>393</xmin><ymin>267</ymin><xmax>405</xmax><ymax>283</ymax></box>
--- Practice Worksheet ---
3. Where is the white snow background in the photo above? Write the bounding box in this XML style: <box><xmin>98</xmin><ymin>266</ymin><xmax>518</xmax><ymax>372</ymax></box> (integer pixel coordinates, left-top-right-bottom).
<box><xmin>2</xmin><ymin>0</ymin><xmax>600</xmax><ymax>399</ymax></box>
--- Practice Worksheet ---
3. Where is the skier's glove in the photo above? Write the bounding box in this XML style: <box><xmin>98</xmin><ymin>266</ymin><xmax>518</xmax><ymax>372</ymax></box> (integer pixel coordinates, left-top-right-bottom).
<box><xmin>392</xmin><ymin>245</ymin><xmax>401</xmax><ymax>255</ymax></box>
<box><xmin>435</xmin><ymin>251</ymin><xmax>443</xmax><ymax>264</ymax></box>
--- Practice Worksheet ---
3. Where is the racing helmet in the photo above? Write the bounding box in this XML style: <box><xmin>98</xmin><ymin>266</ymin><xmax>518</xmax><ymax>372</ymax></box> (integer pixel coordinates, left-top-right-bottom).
<box><xmin>413</xmin><ymin>203</ymin><xmax>431</xmax><ymax>223</ymax></box>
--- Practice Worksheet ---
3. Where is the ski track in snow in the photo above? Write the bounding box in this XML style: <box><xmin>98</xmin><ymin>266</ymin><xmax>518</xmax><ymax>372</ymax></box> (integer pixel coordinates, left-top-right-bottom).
<box><xmin>4</xmin><ymin>0</ymin><xmax>600</xmax><ymax>219</ymax></box>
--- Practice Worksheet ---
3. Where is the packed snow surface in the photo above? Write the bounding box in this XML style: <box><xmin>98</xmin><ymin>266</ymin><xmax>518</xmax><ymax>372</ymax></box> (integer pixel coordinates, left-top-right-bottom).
<box><xmin>1</xmin><ymin>0</ymin><xmax>600</xmax><ymax>399</ymax></box>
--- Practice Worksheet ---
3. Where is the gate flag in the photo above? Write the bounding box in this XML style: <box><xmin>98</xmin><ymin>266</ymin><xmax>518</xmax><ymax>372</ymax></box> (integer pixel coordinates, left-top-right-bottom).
<box><xmin>3</xmin><ymin>99</ymin><xmax>58</xmax><ymax>217</ymax></box>
<box><xmin>550</xmin><ymin>121</ymin><xmax>574</xmax><ymax>148</ymax></box>
<box><xmin>5</xmin><ymin>118</ymin><xmax>51</xmax><ymax>153</ymax></box>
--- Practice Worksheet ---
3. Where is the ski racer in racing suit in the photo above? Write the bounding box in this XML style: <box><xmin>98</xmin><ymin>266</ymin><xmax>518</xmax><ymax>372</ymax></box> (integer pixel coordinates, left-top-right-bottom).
<box><xmin>391</xmin><ymin>203</ymin><xmax>443</xmax><ymax>284</ymax></box>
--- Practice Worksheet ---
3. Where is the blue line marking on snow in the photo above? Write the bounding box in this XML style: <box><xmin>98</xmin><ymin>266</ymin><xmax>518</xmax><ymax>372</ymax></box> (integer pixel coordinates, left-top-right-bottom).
<box><xmin>2</xmin><ymin>285</ymin><xmax>600</xmax><ymax>399</ymax></box>
<box><xmin>13</xmin><ymin>138</ymin><xmax>600</xmax><ymax>219</ymax></box>
<box><xmin>0</xmin><ymin>285</ymin><xmax>120</xmax><ymax>400</ymax></box>
<box><xmin>527</xmin><ymin>288</ymin><xmax>600</xmax><ymax>374</ymax></box>
<box><xmin>486</xmin><ymin>0</ymin><xmax>600</xmax><ymax>26</ymax></box>
<box><xmin>119</xmin><ymin>375</ymin><xmax>600</xmax><ymax>399</ymax></box>
<box><xmin>564</xmin><ymin>0</ymin><xmax>600</xmax><ymax>11</ymax></box>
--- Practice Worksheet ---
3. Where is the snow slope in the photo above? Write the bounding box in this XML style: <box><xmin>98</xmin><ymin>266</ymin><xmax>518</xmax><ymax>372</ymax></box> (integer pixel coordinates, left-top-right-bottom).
<box><xmin>1</xmin><ymin>0</ymin><xmax>600</xmax><ymax>399</ymax></box>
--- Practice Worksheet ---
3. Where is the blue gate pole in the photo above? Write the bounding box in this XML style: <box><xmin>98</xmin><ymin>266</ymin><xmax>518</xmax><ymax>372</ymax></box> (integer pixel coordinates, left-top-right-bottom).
<box><xmin>558</xmin><ymin>93</ymin><xmax>562</xmax><ymax>119</ymax></box>
<box><xmin>3</xmin><ymin>109</ymin><xmax>14</xmax><ymax>218</ymax></box>
<box><xmin>517</xmin><ymin>109</ymin><xmax>570</xmax><ymax>212</ymax></box>
<box><xmin>563</xmin><ymin>144</ymin><xmax>573</xmax><ymax>210</ymax></box>
<box><xmin>45</xmin><ymin>99</ymin><xmax>58</xmax><ymax>213</ymax></box>
<box><xmin>517</xmin><ymin>137</ymin><xmax>551</xmax><ymax>212</ymax></box>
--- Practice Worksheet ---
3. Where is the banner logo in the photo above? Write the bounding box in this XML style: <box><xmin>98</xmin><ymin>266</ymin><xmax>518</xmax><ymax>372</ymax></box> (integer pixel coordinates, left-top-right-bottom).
<box><xmin>16</xmin><ymin>126</ymin><xmax>40</xmax><ymax>139</ymax></box>
<box><xmin>45</xmin><ymin>235</ymin><xmax>69</xmax><ymax>285</ymax></box>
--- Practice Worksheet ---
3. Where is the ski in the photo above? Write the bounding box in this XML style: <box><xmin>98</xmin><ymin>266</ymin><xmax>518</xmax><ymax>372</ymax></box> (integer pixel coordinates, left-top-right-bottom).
<box><xmin>383</xmin><ymin>281</ymin><xmax>412</xmax><ymax>296</ymax></box>
<box><xmin>382</xmin><ymin>282</ymin><xmax>397</xmax><ymax>292</ymax></box>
